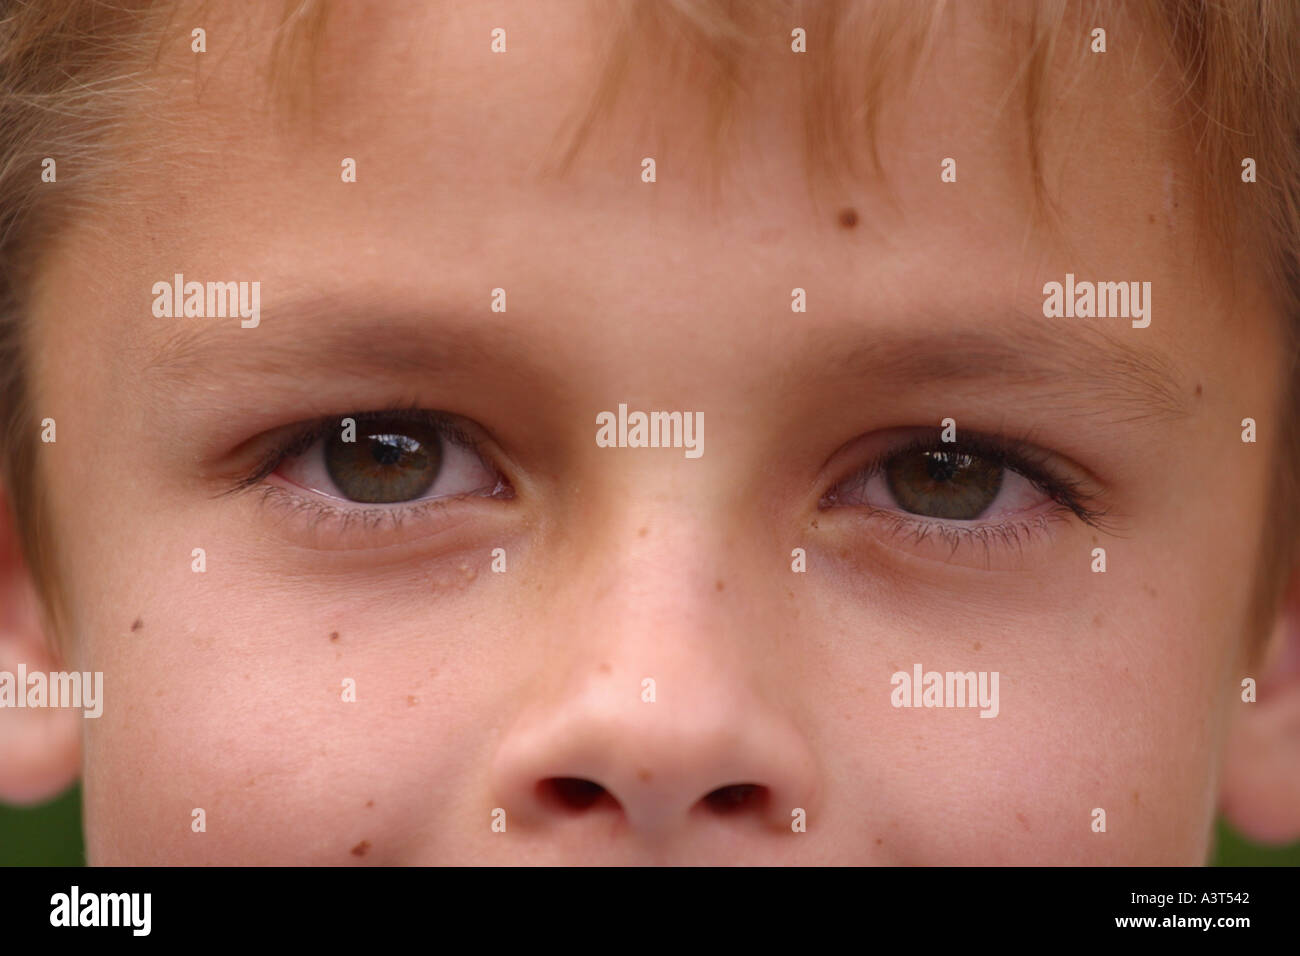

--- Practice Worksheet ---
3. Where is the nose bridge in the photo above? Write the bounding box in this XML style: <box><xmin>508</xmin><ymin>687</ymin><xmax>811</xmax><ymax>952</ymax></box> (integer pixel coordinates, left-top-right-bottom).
<box><xmin>563</xmin><ymin>491</ymin><xmax>749</xmax><ymax>712</ymax></box>
<box><xmin>583</xmin><ymin>491</ymin><xmax>726</xmax><ymax>629</ymax></box>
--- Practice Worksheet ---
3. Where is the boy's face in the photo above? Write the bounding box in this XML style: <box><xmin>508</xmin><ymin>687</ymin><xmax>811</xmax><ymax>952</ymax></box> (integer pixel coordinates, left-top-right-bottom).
<box><xmin>23</xmin><ymin>1</ymin><xmax>1287</xmax><ymax>862</ymax></box>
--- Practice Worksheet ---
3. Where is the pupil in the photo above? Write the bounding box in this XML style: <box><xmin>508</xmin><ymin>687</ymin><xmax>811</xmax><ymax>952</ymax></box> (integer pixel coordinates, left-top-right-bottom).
<box><xmin>924</xmin><ymin>451</ymin><xmax>959</xmax><ymax>482</ymax></box>
<box><xmin>371</xmin><ymin>436</ymin><xmax>405</xmax><ymax>466</ymax></box>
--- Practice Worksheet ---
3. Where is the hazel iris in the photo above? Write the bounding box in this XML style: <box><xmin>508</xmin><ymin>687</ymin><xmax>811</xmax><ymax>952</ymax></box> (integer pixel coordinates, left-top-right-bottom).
<box><xmin>884</xmin><ymin>448</ymin><xmax>1003</xmax><ymax>520</ymax></box>
<box><xmin>324</xmin><ymin>420</ymin><xmax>442</xmax><ymax>503</ymax></box>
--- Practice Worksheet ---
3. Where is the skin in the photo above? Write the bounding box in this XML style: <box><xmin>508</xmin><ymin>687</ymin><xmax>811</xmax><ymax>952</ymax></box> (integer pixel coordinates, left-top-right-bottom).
<box><xmin>1</xmin><ymin>0</ymin><xmax>1299</xmax><ymax>864</ymax></box>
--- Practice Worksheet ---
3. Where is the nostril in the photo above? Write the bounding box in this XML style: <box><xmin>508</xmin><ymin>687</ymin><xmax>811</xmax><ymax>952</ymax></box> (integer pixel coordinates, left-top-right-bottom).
<box><xmin>539</xmin><ymin>777</ymin><xmax>612</xmax><ymax>812</ymax></box>
<box><xmin>703</xmin><ymin>783</ymin><xmax>768</xmax><ymax>815</ymax></box>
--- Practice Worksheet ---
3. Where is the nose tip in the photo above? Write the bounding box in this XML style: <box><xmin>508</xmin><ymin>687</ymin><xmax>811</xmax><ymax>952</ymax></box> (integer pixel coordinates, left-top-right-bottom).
<box><xmin>491</xmin><ymin>697</ymin><xmax>817</xmax><ymax>840</ymax></box>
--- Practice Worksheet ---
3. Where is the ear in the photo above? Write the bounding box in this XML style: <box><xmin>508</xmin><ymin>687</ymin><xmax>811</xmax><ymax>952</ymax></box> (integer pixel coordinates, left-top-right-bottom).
<box><xmin>0</xmin><ymin>487</ymin><xmax>80</xmax><ymax>804</ymax></box>
<box><xmin>1218</xmin><ymin>566</ymin><xmax>1300</xmax><ymax>844</ymax></box>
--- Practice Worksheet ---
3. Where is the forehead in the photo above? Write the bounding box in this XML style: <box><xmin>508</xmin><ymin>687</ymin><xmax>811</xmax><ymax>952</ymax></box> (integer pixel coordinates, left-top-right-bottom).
<box><xmin>110</xmin><ymin>0</ymin><xmax>1174</xmax><ymax>237</ymax></box>
<box><xmin>37</xmin><ymin>0</ymin><xmax>1251</xmax><ymax>397</ymax></box>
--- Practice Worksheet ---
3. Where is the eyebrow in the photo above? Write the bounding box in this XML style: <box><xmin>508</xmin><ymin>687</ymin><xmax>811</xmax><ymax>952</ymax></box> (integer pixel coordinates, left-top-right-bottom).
<box><xmin>137</xmin><ymin>297</ymin><xmax>535</xmax><ymax>389</ymax></box>
<box><xmin>817</xmin><ymin>314</ymin><xmax>1190</xmax><ymax>424</ymax></box>
<box><xmin>138</xmin><ymin>296</ymin><xmax>1190</xmax><ymax>424</ymax></box>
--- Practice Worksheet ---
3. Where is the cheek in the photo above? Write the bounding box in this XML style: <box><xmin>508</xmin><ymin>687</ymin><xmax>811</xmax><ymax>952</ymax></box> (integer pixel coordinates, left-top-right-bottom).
<box><xmin>75</xmin><ymin>558</ymin><xmax>499</xmax><ymax>864</ymax></box>
<box><xmin>807</xmin><ymin>565</ymin><xmax>1226</xmax><ymax>863</ymax></box>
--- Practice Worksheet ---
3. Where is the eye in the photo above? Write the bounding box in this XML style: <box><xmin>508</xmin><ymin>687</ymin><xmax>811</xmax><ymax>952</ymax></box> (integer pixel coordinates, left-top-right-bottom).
<box><xmin>820</xmin><ymin>431</ymin><xmax>1108</xmax><ymax>564</ymax></box>
<box><xmin>272</xmin><ymin>410</ymin><xmax>504</xmax><ymax>505</ymax></box>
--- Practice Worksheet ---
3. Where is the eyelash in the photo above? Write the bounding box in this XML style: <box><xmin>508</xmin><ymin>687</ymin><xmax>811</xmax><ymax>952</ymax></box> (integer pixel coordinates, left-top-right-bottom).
<box><xmin>820</xmin><ymin>433</ymin><xmax>1111</xmax><ymax>555</ymax></box>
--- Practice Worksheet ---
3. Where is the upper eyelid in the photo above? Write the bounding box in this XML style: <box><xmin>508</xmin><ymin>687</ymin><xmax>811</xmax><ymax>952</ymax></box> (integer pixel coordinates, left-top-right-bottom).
<box><xmin>868</xmin><ymin>434</ymin><xmax>1052</xmax><ymax>478</ymax></box>
<box><xmin>824</xmin><ymin>432</ymin><xmax>1055</xmax><ymax>495</ymax></box>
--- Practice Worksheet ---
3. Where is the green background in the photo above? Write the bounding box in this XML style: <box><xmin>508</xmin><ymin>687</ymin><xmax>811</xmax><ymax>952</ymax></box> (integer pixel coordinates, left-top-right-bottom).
<box><xmin>1</xmin><ymin>786</ymin><xmax>1297</xmax><ymax>865</ymax></box>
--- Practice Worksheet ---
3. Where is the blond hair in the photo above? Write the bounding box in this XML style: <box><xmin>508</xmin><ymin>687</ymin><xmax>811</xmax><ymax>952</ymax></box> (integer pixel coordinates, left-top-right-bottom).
<box><xmin>2</xmin><ymin>0</ymin><xmax>1299</xmax><ymax>646</ymax></box>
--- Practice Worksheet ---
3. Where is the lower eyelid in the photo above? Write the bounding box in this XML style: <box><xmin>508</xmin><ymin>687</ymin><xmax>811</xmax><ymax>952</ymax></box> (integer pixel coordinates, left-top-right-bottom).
<box><xmin>846</xmin><ymin>504</ymin><xmax>1081</xmax><ymax>569</ymax></box>
<box><xmin>250</xmin><ymin>481</ymin><xmax>490</xmax><ymax>552</ymax></box>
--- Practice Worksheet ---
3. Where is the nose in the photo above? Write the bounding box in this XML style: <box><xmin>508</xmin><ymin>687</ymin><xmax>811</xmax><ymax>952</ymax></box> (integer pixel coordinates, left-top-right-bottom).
<box><xmin>491</xmin><ymin>672</ymin><xmax>818</xmax><ymax>839</ymax></box>
<box><xmin>489</xmin><ymin>499</ymin><xmax>820</xmax><ymax>844</ymax></box>
<box><xmin>488</xmin><ymin>449</ymin><xmax>823</xmax><ymax>850</ymax></box>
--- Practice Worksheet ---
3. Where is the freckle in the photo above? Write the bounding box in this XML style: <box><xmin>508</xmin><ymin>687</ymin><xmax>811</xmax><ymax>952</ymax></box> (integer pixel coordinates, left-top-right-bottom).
<box><xmin>1132</xmin><ymin>789</ymin><xmax>1140</xmax><ymax>806</ymax></box>
<box><xmin>810</xmin><ymin>518</ymin><xmax>818</xmax><ymax>529</ymax></box>
<box><xmin>429</xmin><ymin>667</ymin><xmax>439</xmax><ymax>678</ymax></box>
<box><xmin>637</xmin><ymin>768</ymin><xmax>653</xmax><ymax>782</ymax></box>
<box><xmin>875</xmin><ymin>838</ymin><xmax>883</xmax><ymax>846</ymax></box>
<box><xmin>1147</xmin><ymin>213</ymin><xmax>1156</xmax><ymax>224</ymax></box>
<box><xmin>131</xmin><ymin>618</ymin><xmax>143</xmax><ymax>632</ymax></box>
<box><xmin>637</xmin><ymin>527</ymin><xmax>648</xmax><ymax>537</ymax></box>
<box><xmin>715</xmin><ymin>579</ymin><xmax>725</xmax><ymax>592</ymax></box>
<box><xmin>1144</xmin><ymin>585</ymin><xmax>1157</xmax><ymax>598</ymax></box>
<box><xmin>366</xmin><ymin>800</ymin><xmax>374</xmax><ymax>808</ymax></box>
<box><xmin>351</xmin><ymin>840</ymin><xmax>370</xmax><ymax>857</ymax></box>
<box><xmin>599</xmin><ymin>662</ymin><xmax>611</xmax><ymax>674</ymax></box>
<box><xmin>972</xmin><ymin>641</ymin><xmax>981</xmax><ymax>651</ymax></box>
<box><xmin>407</xmin><ymin>695</ymin><xmax>418</xmax><ymax>706</ymax></box>
<box><xmin>1194</xmin><ymin>383</ymin><xmax>1202</xmax><ymax>397</ymax></box>
<box><xmin>838</xmin><ymin>207</ymin><xmax>859</xmax><ymax>228</ymax></box>
<box><xmin>330</xmin><ymin>631</ymin><xmax>340</xmax><ymax>642</ymax></box>
<box><xmin>1092</xmin><ymin>613</ymin><xmax>1103</xmax><ymax>628</ymax></box>
<box><xmin>1016</xmin><ymin>811</ymin><xmax>1030</xmax><ymax>831</ymax></box>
